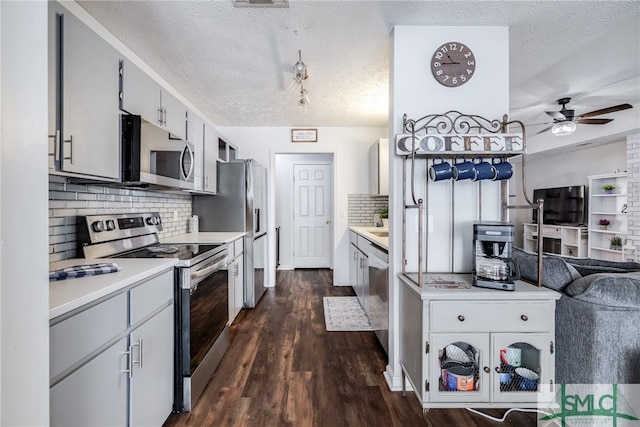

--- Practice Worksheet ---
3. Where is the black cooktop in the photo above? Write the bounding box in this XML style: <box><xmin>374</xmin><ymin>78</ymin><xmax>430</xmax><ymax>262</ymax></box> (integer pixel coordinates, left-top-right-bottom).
<box><xmin>114</xmin><ymin>244</ymin><xmax>222</xmax><ymax>261</ymax></box>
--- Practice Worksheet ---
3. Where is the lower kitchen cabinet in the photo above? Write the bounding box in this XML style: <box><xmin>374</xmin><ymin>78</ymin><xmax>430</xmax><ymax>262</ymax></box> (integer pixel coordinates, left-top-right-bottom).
<box><xmin>228</xmin><ymin>237</ymin><xmax>244</xmax><ymax>324</ymax></box>
<box><xmin>399</xmin><ymin>273</ymin><xmax>560</xmax><ymax>411</ymax></box>
<box><xmin>50</xmin><ymin>270</ymin><xmax>174</xmax><ymax>427</ymax></box>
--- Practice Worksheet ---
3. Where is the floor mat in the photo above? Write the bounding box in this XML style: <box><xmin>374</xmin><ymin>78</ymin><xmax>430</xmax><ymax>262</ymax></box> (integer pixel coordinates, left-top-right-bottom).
<box><xmin>322</xmin><ymin>296</ymin><xmax>374</xmax><ymax>331</ymax></box>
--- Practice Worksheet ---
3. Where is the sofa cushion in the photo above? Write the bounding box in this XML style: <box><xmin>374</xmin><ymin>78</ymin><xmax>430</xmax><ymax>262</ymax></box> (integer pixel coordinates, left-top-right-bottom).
<box><xmin>564</xmin><ymin>272</ymin><xmax>640</xmax><ymax>309</ymax></box>
<box><xmin>561</xmin><ymin>257</ymin><xmax>640</xmax><ymax>277</ymax></box>
<box><xmin>513</xmin><ymin>247</ymin><xmax>581</xmax><ymax>292</ymax></box>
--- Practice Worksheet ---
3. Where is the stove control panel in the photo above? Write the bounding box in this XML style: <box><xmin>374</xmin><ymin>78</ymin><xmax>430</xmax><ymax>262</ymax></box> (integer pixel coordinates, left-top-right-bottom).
<box><xmin>79</xmin><ymin>212</ymin><xmax>163</xmax><ymax>244</ymax></box>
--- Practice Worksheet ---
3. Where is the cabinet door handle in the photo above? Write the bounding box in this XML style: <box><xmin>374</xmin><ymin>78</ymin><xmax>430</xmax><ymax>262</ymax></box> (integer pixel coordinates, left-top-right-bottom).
<box><xmin>457</xmin><ymin>315</ymin><xmax>465</xmax><ymax>322</ymax></box>
<box><xmin>484</xmin><ymin>367</ymin><xmax>490</xmax><ymax>374</ymax></box>
<box><xmin>123</xmin><ymin>347</ymin><xmax>133</xmax><ymax>379</ymax></box>
<box><xmin>48</xmin><ymin>130</ymin><xmax>60</xmax><ymax>162</ymax></box>
<box><xmin>494</xmin><ymin>366</ymin><xmax>502</xmax><ymax>374</ymax></box>
<box><xmin>63</xmin><ymin>135</ymin><xmax>74</xmax><ymax>164</ymax></box>
<box><xmin>158</xmin><ymin>107</ymin><xmax>164</xmax><ymax>125</ymax></box>
<box><xmin>163</xmin><ymin>107</ymin><xmax>167</xmax><ymax>126</ymax></box>
<box><xmin>132</xmin><ymin>338</ymin><xmax>143</xmax><ymax>370</ymax></box>
<box><xmin>521</xmin><ymin>314</ymin><xmax>529</xmax><ymax>321</ymax></box>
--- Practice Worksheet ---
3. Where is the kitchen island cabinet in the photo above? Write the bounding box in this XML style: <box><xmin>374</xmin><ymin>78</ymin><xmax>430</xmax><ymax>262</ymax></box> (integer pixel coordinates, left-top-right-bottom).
<box><xmin>49</xmin><ymin>259</ymin><xmax>177</xmax><ymax>427</ymax></box>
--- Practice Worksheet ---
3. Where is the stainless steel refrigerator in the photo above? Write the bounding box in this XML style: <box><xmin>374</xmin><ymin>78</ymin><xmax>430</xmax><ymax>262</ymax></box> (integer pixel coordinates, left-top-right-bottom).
<box><xmin>192</xmin><ymin>159</ymin><xmax>267</xmax><ymax>308</ymax></box>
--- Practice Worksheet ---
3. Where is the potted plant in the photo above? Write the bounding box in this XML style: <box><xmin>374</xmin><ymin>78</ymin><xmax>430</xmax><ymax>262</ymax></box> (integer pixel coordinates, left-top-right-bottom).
<box><xmin>609</xmin><ymin>236</ymin><xmax>623</xmax><ymax>250</ymax></box>
<box><xmin>598</xmin><ymin>218</ymin><xmax>611</xmax><ymax>230</ymax></box>
<box><xmin>379</xmin><ymin>207</ymin><xmax>389</xmax><ymax>228</ymax></box>
<box><xmin>602</xmin><ymin>184</ymin><xmax>615</xmax><ymax>195</ymax></box>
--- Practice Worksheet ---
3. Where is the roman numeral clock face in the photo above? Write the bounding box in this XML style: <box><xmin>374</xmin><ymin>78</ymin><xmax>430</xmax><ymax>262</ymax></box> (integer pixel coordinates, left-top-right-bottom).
<box><xmin>430</xmin><ymin>42</ymin><xmax>476</xmax><ymax>87</ymax></box>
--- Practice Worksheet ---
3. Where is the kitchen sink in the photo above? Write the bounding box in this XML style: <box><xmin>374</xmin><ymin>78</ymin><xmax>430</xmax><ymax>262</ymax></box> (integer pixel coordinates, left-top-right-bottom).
<box><xmin>368</xmin><ymin>231</ymin><xmax>388</xmax><ymax>237</ymax></box>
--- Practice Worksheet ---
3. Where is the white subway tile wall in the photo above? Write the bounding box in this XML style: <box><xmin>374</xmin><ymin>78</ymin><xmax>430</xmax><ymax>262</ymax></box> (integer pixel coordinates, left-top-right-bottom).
<box><xmin>628</xmin><ymin>133</ymin><xmax>640</xmax><ymax>250</ymax></box>
<box><xmin>348</xmin><ymin>194</ymin><xmax>389</xmax><ymax>226</ymax></box>
<box><xmin>49</xmin><ymin>175</ymin><xmax>192</xmax><ymax>262</ymax></box>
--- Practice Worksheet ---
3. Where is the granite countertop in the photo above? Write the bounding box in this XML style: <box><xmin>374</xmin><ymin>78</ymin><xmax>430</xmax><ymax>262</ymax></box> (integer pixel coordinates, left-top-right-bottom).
<box><xmin>349</xmin><ymin>226</ymin><xmax>389</xmax><ymax>250</ymax></box>
<box><xmin>49</xmin><ymin>258</ymin><xmax>178</xmax><ymax>320</ymax></box>
<box><xmin>161</xmin><ymin>231</ymin><xmax>246</xmax><ymax>245</ymax></box>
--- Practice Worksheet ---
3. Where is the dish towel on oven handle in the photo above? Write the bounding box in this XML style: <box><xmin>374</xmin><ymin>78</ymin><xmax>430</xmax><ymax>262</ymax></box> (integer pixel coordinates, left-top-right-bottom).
<box><xmin>49</xmin><ymin>263</ymin><xmax>120</xmax><ymax>281</ymax></box>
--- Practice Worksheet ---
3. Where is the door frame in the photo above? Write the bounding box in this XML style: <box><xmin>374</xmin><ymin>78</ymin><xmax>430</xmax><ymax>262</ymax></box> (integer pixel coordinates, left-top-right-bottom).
<box><xmin>273</xmin><ymin>152</ymin><xmax>335</xmax><ymax>271</ymax></box>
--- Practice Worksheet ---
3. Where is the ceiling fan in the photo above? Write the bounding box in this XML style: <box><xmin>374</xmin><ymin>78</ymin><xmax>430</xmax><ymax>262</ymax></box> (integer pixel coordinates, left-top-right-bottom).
<box><xmin>534</xmin><ymin>97</ymin><xmax>633</xmax><ymax>136</ymax></box>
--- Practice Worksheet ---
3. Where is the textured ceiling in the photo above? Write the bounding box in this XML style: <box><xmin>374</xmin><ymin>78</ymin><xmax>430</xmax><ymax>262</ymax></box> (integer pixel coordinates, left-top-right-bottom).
<box><xmin>78</xmin><ymin>0</ymin><xmax>640</xmax><ymax>134</ymax></box>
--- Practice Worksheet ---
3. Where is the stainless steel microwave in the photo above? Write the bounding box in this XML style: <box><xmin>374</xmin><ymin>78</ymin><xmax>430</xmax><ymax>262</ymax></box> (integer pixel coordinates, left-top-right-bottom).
<box><xmin>121</xmin><ymin>114</ymin><xmax>195</xmax><ymax>190</ymax></box>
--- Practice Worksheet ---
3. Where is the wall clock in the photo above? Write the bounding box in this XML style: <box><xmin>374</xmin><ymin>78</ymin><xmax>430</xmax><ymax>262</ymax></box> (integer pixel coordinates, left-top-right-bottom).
<box><xmin>430</xmin><ymin>42</ymin><xmax>476</xmax><ymax>87</ymax></box>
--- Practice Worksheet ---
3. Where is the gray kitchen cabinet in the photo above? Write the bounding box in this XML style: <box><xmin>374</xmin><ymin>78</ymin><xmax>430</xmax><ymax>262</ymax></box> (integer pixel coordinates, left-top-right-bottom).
<box><xmin>48</xmin><ymin>2</ymin><xmax>120</xmax><ymax>181</ymax></box>
<box><xmin>203</xmin><ymin>123</ymin><xmax>219</xmax><ymax>193</ymax></box>
<box><xmin>50</xmin><ymin>270</ymin><xmax>174</xmax><ymax>427</ymax></box>
<box><xmin>349</xmin><ymin>231</ymin><xmax>369</xmax><ymax>314</ymax></box>
<box><xmin>120</xmin><ymin>58</ymin><xmax>187</xmax><ymax>140</ymax></box>
<box><xmin>369</xmin><ymin>138</ymin><xmax>389</xmax><ymax>196</ymax></box>
<box><xmin>187</xmin><ymin>111</ymin><xmax>205</xmax><ymax>192</ymax></box>
<box><xmin>51</xmin><ymin>336</ymin><xmax>129</xmax><ymax>426</ymax></box>
<box><xmin>228</xmin><ymin>238</ymin><xmax>244</xmax><ymax>323</ymax></box>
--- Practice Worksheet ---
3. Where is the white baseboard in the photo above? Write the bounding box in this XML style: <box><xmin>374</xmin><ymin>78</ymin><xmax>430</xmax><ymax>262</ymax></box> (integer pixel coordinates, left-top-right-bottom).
<box><xmin>384</xmin><ymin>366</ymin><xmax>413</xmax><ymax>392</ymax></box>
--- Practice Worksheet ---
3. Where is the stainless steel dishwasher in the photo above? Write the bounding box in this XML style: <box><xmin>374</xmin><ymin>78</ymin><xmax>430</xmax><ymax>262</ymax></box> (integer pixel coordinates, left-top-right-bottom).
<box><xmin>368</xmin><ymin>244</ymin><xmax>389</xmax><ymax>355</ymax></box>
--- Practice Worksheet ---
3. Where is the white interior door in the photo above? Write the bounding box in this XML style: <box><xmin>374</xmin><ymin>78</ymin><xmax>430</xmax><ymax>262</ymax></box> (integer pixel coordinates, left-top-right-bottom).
<box><xmin>293</xmin><ymin>164</ymin><xmax>332</xmax><ymax>268</ymax></box>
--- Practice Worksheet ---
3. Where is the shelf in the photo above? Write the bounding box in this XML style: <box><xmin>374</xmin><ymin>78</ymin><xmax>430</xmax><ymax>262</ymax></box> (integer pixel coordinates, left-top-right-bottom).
<box><xmin>591</xmin><ymin>246</ymin><xmax>624</xmax><ymax>254</ymax></box>
<box><xmin>592</xmin><ymin>194</ymin><xmax>626</xmax><ymax>197</ymax></box>
<box><xmin>589</xmin><ymin>229</ymin><xmax>628</xmax><ymax>235</ymax></box>
<box><xmin>591</xmin><ymin>211</ymin><xmax>627</xmax><ymax>215</ymax></box>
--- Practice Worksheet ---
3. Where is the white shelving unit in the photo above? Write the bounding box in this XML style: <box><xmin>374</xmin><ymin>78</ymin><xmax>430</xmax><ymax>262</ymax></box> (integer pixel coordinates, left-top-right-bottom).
<box><xmin>522</xmin><ymin>224</ymin><xmax>587</xmax><ymax>257</ymax></box>
<box><xmin>588</xmin><ymin>173</ymin><xmax>628</xmax><ymax>261</ymax></box>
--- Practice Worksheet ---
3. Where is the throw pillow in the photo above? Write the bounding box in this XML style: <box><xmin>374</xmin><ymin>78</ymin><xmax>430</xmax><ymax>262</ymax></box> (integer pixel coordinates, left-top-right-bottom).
<box><xmin>565</xmin><ymin>272</ymin><xmax>640</xmax><ymax>309</ymax></box>
<box><xmin>513</xmin><ymin>247</ymin><xmax>581</xmax><ymax>292</ymax></box>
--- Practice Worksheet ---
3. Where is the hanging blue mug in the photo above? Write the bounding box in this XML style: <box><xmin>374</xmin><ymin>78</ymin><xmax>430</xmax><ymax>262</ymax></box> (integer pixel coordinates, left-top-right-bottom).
<box><xmin>472</xmin><ymin>157</ymin><xmax>495</xmax><ymax>181</ymax></box>
<box><xmin>492</xmin><ymin>157</ymin><xmax>513</xmax><ymax>181</ymax></box>
<box><xmin>452</xmin><ymin>156</ymin><xmax>474</xmax><ymax>181</ymax></box>
<box><xmin>429</xmin><ymin>157</ymin><xmax>452</xmax><ymax>181</ymax></box>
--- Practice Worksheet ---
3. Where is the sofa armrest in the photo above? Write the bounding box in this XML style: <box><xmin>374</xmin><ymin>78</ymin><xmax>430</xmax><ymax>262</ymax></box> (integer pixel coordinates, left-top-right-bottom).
<box><xmin>565</xmin><ymin>272</ymin><xmax>640</xmax><ymax>309</ymax></box>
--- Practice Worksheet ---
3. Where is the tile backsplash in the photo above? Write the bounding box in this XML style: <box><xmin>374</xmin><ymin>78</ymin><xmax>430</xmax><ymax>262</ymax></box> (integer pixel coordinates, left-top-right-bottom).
<box><xmin>348</xmin><ymin>194</ymin><xmax>389</xmax><ymax>226</ymax></box>
<box><xmin>49</xmin><ymin>175</ymin><xmax>192</xmax><ymax>262</ymax></box>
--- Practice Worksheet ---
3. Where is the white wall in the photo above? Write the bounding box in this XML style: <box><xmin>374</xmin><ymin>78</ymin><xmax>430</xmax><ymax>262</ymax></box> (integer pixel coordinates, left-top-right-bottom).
<box><xmin>387</xmin><ymin>26</ymin><xmax>510</xmax><ymax>390</ymax></box>
<box><xmin>1</xmin><ymin>2</ymin><xmax>50</xmax><ymax>425</ymax></box>
<box><xmin>217</xmin><ymin>126</ymin><xmax>387</xmax><ymax>286</ymax></box>
<box><xmin>511</xmin><ymin>138</ymin><xmax>628</xmax><ymax>247</ymax></box>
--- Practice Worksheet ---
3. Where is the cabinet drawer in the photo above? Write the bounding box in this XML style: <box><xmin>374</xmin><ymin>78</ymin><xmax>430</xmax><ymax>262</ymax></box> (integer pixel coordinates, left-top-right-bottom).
<box><xmin>349</xmin><ymin>230</ymin><xmax>358</xmax><ymax>245</ymax></box>
<box><xmin>50</xmin><ymin>292</ymin><xmax>127</xmax><ymax>380</ymax></box>
<box><xmin>430</xmin><ymin>301</ymin><xmax>551</xmax><ymax>332</ymax></box>
<box><xmin>541</xmin><ymin>226</ymin><xmax>562</xmax><ymax>237</ymax></box>
<box><xmin>130</xmin><ymin>270</ymin><xmax>174</xmax><ymax>325</ymax></box>
<box><xmin>234</xmin><ymin>238</ymin><xmax>243</xmax><ymax>256</ymax></box>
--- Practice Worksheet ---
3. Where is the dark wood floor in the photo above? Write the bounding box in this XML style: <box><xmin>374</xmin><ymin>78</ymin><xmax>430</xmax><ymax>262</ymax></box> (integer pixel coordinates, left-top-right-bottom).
<box><xmin>164</xmin><ymin>269</ymin><xmax>537</xmax><ymax>427</ymax></box>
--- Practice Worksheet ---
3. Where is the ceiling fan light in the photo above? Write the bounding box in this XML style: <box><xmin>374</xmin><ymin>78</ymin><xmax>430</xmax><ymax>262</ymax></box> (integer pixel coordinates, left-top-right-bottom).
<box><xmin>551</xmin><ymin>121</ymin><xmax>576</xmax><ymax>136</ymax></box>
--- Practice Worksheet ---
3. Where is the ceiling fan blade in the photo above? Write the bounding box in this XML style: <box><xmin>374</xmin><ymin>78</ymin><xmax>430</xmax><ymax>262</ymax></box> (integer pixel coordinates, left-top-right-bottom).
<box><xmin>535</xmin><ymin>125</ymin><xmax>553</xmax><ymax>135</ymax></box>
<box><xmin>545</xmin><ymin>111</ymin><xmax>566</xmax><ymax>121</ymax></box>
<box><xmin>575</xmin><ymin>118</ymin><xmax>614</xmax><ymax>125</ymax></box>
<box><xmin>578</xmin><ymin>103</ymin><xmax>633</xmax><ymax>118</ymax></box>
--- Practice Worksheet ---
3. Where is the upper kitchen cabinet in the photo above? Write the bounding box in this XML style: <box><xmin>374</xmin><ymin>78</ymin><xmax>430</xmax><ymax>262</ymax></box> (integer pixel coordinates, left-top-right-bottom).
<box><xmin>186</xmin><ymin>111</ymin><xmax>217</xmax><ymax>194</ymax></box>
<box><xmin>48</xmin><ymin>3</ymin><xmax>120</xmax><ymax>181</ymax></box>
<box><xmin>120</xmin><ymin>58</ymin><xmax>187</xmax><ymax>140</ymax></box>
<box><xmin>187</xmin><ymin>111</ymin><xmax>205</xmax><ymax>192</ymax></box>
<box><xmin>203</xmin><ymin>123</ymin><xmax>218</xmax><ymax>194</ymax></box>
<box><xmin>218</xmin><ymin>136</ymin><xmax>237</xmax><ymax>163</ymax></box>
<box><xmin>369</xmin><ymin>138</ymin><xmax>389</xmax><ymax>196</ymax></box>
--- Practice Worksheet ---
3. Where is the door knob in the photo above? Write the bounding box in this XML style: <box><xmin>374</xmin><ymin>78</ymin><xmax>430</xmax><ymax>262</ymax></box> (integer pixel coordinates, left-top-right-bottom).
<box><xmin>326</xmin><ymin>220</ymin><xmax>330</xmax><ymax>224</ymax></box>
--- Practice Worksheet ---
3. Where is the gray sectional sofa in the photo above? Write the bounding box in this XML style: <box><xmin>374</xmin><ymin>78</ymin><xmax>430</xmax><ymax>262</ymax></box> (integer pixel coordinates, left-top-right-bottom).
<box><xmin>513</xmin><ymin>248</ymin><xmax>640</xmax><ymax>385</ymax></box>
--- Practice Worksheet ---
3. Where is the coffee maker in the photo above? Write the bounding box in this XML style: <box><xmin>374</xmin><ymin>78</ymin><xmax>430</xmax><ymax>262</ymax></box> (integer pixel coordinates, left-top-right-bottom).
<box><xmin>473</xmin><ymin>222</ymin><xmax>520</xmax><ymax>291</ymax></box>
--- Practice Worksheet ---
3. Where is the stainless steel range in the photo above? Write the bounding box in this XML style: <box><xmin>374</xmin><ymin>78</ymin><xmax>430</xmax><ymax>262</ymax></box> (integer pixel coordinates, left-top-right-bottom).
<box><xmin>78</xmin><ymin>212</ymin><xmax>230</xmax><ymax>412</ymax></box>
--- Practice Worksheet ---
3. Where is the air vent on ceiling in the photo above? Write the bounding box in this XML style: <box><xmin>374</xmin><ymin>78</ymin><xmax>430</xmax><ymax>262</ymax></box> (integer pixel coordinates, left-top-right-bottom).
<box><xmin>233</xmin><ymin>0</ymin><xmax>289</xmax><ymax>7</ymax></box>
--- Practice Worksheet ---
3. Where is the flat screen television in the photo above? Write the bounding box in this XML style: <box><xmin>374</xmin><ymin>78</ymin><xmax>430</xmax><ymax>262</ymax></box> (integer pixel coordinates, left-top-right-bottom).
<box><xmin>531</xmin><ymin>185</ymin><xmax>587</xmax><ymax>226</ymax></box>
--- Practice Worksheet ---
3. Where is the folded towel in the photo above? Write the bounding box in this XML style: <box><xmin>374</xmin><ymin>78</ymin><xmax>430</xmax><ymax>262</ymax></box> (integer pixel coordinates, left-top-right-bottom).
<box><xmin>49</xmin><ymin>263</ymin><xmax>120</xmax><ymax>282</ymax></box>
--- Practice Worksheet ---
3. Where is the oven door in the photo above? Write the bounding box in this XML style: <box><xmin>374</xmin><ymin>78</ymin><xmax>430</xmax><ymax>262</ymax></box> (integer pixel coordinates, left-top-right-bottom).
<box><xmin>176</xmin><ymin>250</ymin><xmax>229</xmax><ymax>412</ymax></box>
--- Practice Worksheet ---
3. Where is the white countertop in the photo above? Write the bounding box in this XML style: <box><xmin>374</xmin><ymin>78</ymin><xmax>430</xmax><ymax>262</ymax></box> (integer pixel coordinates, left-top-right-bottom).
<box><xmin>399</xmin><ymin>272</ymin><xmax>561</xmax><ymax>300</ymax></box>
<box><xmin>162</xmin><ymin>231</ymin><xmax>246</xmax><ymax>245</ymax></box>
<box><xmin>49</xmin><ymin>258</ymin><xmax>178</xmax><ymax>320</ymax></box>
<box><xmin>349</xmin><ymin>226</ymin><xmax>389</xmax><ymax>250</ymax></box>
